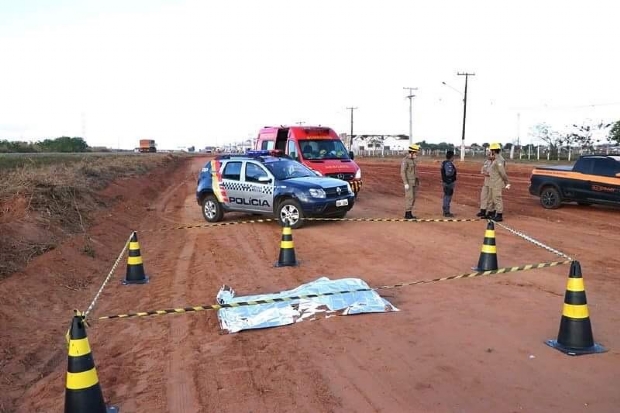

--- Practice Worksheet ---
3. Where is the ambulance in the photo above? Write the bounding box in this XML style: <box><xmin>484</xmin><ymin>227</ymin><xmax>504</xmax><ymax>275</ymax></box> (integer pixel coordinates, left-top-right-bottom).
<box><xmin>254</xmin><ymin>125</ymin><xmax>362</xmax><ymax>196</ymax></box>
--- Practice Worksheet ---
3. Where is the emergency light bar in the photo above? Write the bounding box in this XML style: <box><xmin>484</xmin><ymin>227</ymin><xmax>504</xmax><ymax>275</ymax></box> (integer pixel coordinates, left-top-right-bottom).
<box><xmin>245</xmin><ymin>149</ymin><xmax>284</xmax><ymax>157</ymax></box>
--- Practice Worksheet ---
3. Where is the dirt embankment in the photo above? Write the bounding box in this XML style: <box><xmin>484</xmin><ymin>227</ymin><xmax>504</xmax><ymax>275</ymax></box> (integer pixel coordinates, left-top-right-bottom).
<box><xmin>0</xmin><ymin>153</ymin><xmax>197</xmax><ymax>412</ymax></box>
<box><xmin>0</xmin><ymin>154</ymin><xmax>184</xmax><ymax>278</ymax></box>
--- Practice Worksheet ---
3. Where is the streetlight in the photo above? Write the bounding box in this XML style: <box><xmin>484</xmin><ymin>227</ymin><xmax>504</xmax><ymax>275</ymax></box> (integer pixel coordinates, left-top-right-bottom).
<box><xmin>403</xmin><ymin>87</ymin><xmax>418</xmax><ymax>145</ymax></box>
<box><xmin>442</xmin><ymin>72</ymin><xmax>475</xmax><ymax>162</ymax></box>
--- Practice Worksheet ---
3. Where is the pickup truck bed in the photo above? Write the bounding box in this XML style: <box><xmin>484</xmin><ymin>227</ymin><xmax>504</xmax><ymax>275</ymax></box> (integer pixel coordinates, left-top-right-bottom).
<box><xmin>529</xmin><ymin>155</ymin><xmax>620</xmax><ymax>209</ymax></box>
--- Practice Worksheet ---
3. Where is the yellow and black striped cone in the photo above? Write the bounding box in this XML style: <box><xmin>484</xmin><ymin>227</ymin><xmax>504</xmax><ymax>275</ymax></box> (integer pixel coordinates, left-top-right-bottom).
<box><xmin>545</xmin><ymin>261</ymin><xmax>607</xmax><ymax>356</ymax></box>
<box><xmin>122</xmin><ymin>231</ymin><xmax>149</xmax><ymax>285</ymax></box>
<box><xmin>65</xmin><ymin>311</ymin><xmax>119</xmax><ymax>413</ymax></box>
<box><xmin>274</xmin><ymin>223</ymin><xmax>298</xmax><ymax>267</ymax></box>
<box><xmin>472</xmin><ymin>220</ymin><xmax>498</xmax><ymax>271</ymax></box>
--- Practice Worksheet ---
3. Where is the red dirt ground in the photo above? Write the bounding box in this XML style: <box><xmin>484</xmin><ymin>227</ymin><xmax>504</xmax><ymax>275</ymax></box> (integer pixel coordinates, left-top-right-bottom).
<box><xmin>2</xmin><ymin>155</ymin><xmax>619</xmax><ymax>413</ymax></box>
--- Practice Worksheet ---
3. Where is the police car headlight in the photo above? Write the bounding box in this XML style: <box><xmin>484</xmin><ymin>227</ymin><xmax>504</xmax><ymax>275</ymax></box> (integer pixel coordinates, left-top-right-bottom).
<box><xmin>354</xmin><ymin>169</ymin><xmax>361</xmax><ymax>179</ymax></box>
<box><xmin>309</xmin><ymin>188</ymin><xmax>326</xmax><ymax>198</ymax></box>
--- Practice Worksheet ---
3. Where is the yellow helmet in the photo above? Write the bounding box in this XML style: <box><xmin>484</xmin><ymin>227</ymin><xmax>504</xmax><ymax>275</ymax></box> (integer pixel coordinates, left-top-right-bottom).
<box><xmin>489</xmin><ymin>142</ymin><xmax>501</xmax><ymax>150</ymax></box>
<box><xmin>408</xmin><ymin>144</ymin><xmax>420</xmax><ymax>152</ymax></box>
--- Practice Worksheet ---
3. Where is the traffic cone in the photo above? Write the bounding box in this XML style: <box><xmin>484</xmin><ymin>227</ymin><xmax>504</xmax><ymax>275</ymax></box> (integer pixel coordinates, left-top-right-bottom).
<box><xmin>122</xmin><ymin>231</ymin><xmax>149</xmax><ymax>285</ymax></box>
<box><xmin>545</xmin><ymin>261</ymin><xmax>607</xmax><ymax>356</ymax></box>
<box><xmin>472</xmin><ymin>220</ymin><xmax>499</xmax><ymax>271</ymax></box>
<box><xmin>274</xmin><ymin>223</ymin><xmax>298</xmax><ymax>267</ymax></box>
<box><xmin>65</xmin><ymin>311</ymin><xmax>119</xmax><ymax>413</ymax></box>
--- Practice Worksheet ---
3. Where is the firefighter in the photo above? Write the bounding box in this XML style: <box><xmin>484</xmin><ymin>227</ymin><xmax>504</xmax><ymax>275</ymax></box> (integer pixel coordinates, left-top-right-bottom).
<box><xmin>401</xmin><ymin>144</ymin><xmax>420</xmax><ymax>219</ymax></box>
<box><xmin>476</xmin><ymin>150</ymin><xmax>493</xmax><ymax>218</ymax></box>
<box><xmin>487</xmin><ymin>142</ymin><xmax>510</xmax><ymax>221</ymax></box>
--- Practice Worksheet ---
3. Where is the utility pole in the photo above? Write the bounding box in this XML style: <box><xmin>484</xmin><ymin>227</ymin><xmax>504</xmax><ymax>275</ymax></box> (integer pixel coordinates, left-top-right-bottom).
<box><xmin>516</xmin><ymin>112</ymin><xmax>521</xmax><ymax>160</ymax></box>
<box><xmin>457</xmin><ymin>72</ymin><xmax>475</xmax><ymax>162</ymax></box>
<box><xmin>346</xmin><ymin>106</ymin><xmax>358</xmax><ymax>150</ymax></box>
<box><xmin>403</xmin><ymin>87</ymin><xmax>418</xmax><ymax>145</ymax></box>
<box><xmin>517</xmin><ymin>112</ymin><xmax>521</xmax><ymax>147</ymax></box>
<box><xmin>81</xmin><ymin>112</ymin><xmax>86</xmax><ymax>141</ymax></box>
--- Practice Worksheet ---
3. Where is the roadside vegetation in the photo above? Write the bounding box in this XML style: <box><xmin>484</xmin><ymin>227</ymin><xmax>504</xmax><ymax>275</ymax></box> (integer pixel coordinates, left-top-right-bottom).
<box><xmin>0</xmin><ymin>151</ymin><xmax>184</xmax><ymax>278</ymax></box>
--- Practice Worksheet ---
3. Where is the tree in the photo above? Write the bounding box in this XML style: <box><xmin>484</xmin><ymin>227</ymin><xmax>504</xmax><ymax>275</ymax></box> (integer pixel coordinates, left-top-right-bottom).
<box><xmin>504</xmin><ymin>142</ymin><xmax>513</xmax><ymax>150</ymax></box>
<box><xmin>568</xmin><ymin>120</ymin><xmax>613</xmax><ymax>151</ymax></box>
<box><xmin>609</xmin><ymin>121</ymin><xmax>620</xmax><ymax>145</ymax></box>
<box><xmin>530</xmin><ymin>123</ymin><xmax>557</xmax><ymax>147</ymax></box>
<box><xmin>436</xmin><ymin>142</ymin><xmax>455</xmax><ymax>150</ymax></box>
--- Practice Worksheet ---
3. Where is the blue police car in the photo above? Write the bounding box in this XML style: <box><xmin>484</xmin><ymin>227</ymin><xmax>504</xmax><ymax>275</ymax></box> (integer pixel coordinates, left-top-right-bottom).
<box><xmin>195</xmin><ymin>150</ymin><xmax>355</xmax><ymax>228</ymax></box>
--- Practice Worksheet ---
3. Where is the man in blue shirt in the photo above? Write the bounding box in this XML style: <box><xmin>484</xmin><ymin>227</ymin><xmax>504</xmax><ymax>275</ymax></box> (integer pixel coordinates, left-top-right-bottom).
<box><xmin>441</xmin><ymin>150</ymin><xmax>457</xmax><ymax>217</ymax></box>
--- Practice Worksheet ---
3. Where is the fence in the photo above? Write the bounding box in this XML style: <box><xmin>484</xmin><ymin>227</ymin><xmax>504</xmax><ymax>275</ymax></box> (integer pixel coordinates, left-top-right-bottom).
<box><xmin>354</xmin><ymin>145</ymin><xmax>620</xmax><ymax>161</ymax></box>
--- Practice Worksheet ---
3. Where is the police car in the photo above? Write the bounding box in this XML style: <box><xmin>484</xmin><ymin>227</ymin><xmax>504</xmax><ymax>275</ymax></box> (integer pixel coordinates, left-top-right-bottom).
<box><xmin>195</xmin><ymin>150</ymin><xmax>355</xmax><ymax>228</ymax></box>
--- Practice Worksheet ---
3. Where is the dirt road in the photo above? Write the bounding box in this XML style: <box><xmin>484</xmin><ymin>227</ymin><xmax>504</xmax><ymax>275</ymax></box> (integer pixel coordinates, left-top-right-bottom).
<box><xmin>5</xmin><ymin>155</ymin><xmax>620</xmax><ymax>412</ymax></box>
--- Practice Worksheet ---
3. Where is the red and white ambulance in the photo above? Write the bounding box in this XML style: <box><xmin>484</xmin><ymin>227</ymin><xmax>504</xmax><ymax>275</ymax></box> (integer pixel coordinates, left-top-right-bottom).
<box><xmin>255</xmin><ymin>125</ymin><xmax>363</xmax><ymax>196</ymax></box>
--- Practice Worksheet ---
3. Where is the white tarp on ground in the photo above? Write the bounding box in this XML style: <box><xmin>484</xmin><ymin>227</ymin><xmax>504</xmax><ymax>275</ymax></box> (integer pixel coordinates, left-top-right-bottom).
<box><xmin>216</xmin><ymin>277</ymin><xmax>399</xmax><ymax>334</ymax></box>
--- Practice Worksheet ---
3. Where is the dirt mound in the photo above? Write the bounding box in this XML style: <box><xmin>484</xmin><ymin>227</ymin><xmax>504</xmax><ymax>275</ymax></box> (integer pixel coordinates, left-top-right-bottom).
<box><xmin>0</xmin><ymin>154</ymin><xmax>181</xmax><ymax>279</ymax></box>
<box><xmin>0</xmin><ymin>153</ymin><xmax>197</xmax><ymax>412</ymax></box>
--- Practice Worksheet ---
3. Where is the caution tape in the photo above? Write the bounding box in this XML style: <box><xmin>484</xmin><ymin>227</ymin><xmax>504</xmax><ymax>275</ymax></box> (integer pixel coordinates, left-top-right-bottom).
<box><xmin>141</xmin><ymin>217</ymin><xmax>481</xmax><ymax>232</ymax></box>
<box><xmin>82</xmin><ymin>232</ymin><xmax>134</xmax><ymax>324</ymax></box>
<box><xmin>375</xmin><ymin>260</ymin><xmax>572</xmax><ymax>290</ymax></box>
<box><xmin>303</xmin><ymin>217</ymin><xmax>480</xmax><ymax>223</ymax></box>
<box><xmin>97</xmin><ymin>260</ymin><xmax>571</xmax><ymax>321</ymax></box>
<box><xmin>493</xmin><ymin>221</ymin><xmax>574</xmax><ymax>261</ymax></box>
<box><xmin>141</xmin><ymin>219</ymin><xmax>277</xmax><ymax>231</ymax></box>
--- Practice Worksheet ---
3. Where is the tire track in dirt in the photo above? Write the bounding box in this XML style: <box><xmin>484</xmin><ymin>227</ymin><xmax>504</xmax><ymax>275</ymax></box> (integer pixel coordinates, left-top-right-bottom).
<box><xmin>165</xmin><ymin>228</ymin><xmax>202</xmax><ymax>413</ymax></box>
<box><xmin>154</xmin><ymin>160</ymin><xmax>209</xmax><ymax>413</ymax></box>
<box><xmin>179</xmin><ymin>218</ymin><xmax>343</xmax><ymax>412</ymax></box>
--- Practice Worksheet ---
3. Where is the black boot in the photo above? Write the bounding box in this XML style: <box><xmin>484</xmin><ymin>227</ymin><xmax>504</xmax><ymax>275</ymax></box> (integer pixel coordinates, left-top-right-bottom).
<box><xmin>494</xmin><ymin>213</ymin><xmax>503</xmax><ymax>222</ymax></box>
<box><xmin>404</xmin><ymin>211</ymin><xmax>415</xmax><ymax>220</ymax></box>
<box><xmin>486</xmin><ymin>210</ymin><xmax>496</xmax><ymax>219</ymax></box>
<box><xmin>476</xmin><ymin>209</ymin><xmax>486</xmax><ymax>218</ymax></box>
<box><xmin>444</xmin><ymin>211</ymin><xmax>455</xmax><ymax>217</ymax></box>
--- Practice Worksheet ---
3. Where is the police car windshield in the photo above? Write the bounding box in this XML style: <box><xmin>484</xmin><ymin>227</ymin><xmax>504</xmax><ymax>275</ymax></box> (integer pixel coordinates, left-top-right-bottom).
<box><xmin>264</xmin><ymin>160</ymin><xmax>317</xmax><ymax>180</ymax></box>
<box><xmin>299</xmin><ymin>140</ymin><xmax>350</xmax><ymax>160</ymax></box>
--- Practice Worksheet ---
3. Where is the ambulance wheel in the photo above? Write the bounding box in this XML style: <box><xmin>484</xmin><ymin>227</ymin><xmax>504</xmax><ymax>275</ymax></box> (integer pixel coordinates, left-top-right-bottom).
<box><xmin>202</xmin><ymin>195</ymin><xmax>224</xmax><ymax>222</ymax></box>
<box><xmin>277</xmin><ymin>199</ymin><xmax>305</xmax><ymax>229</ymax></box>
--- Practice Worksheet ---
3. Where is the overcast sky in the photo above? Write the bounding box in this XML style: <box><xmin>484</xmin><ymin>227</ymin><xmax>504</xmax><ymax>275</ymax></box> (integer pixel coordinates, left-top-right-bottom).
<box><xmin>1</xmin><ymin>0</ymin><xmax>619</xmax><ymax>150</ymax></box>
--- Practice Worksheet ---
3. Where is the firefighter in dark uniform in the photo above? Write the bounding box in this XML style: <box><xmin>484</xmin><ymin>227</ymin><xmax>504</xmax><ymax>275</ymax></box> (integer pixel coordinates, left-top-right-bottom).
<box><xmin>401</xmin><ymin>144</ymin><xmax>420</xmax><ymax>219</ymax></box>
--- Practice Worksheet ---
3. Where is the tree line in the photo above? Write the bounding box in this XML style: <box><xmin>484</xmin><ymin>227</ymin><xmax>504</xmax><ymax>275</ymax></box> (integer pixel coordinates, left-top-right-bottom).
<box><xmin>528</xmin><ymin>119</ymin><xmax>620</xmax><ymax>152</ymax></box>
<box><xmin>0</xmin><ymin>137</ymin><xmax>89</xmax><ymax>153</ymax></box>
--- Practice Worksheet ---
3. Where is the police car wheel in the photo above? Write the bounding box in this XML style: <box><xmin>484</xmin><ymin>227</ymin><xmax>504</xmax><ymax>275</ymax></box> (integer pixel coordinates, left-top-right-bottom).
<box><xmin>277</xmin><ymin>199</ymin><xmax>304</xmax><ymax>229</ymax></box>
<box><xmin>202</xmin><ymin>195</ymin><xmax>223</xmax><ymax>222</ymax></box>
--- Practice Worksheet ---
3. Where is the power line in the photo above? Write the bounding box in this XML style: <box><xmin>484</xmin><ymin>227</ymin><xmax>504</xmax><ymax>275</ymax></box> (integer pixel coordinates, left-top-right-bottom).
<box><xmin>509</xmin><ymin>101</ymin><xmax>620</xmax><ymax>111</ymax></box>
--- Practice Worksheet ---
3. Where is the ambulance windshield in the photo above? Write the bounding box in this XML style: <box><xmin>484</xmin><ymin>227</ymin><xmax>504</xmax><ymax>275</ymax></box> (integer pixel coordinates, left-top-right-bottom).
<box><xmin>299</xmin><ymin>140</ymin><xmax>350</xmax><ymax>160</ymax></box>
